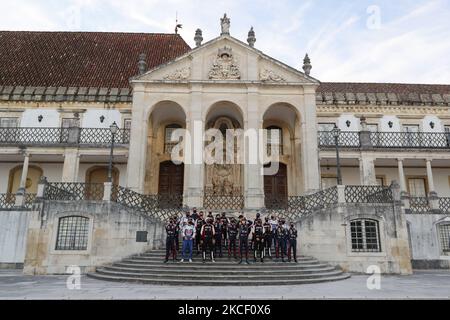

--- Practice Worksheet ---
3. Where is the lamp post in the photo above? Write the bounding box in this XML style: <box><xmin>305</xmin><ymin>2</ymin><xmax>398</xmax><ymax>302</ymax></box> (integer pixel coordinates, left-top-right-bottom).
<box><xmin>108</xmin><ymin>122</ymin><xmax>119</xmax><ymax>183</ymax></box>
<box><xmin>332</xmin><ymin>124</ymin><xmax>343</xmax><ymax>185</ymax></box>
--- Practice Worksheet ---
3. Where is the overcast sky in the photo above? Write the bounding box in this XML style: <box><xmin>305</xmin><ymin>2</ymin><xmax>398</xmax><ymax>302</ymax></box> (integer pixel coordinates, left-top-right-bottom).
<box><xmin>1</xmin><ymin>0</ymin><xmax>450</xmax><ymax>84</ymax></box>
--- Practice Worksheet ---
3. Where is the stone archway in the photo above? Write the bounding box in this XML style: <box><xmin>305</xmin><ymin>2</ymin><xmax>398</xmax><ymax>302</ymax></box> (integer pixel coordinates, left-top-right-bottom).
<box><xmin>85</xmin><ymin>166</ymin><xmax>119</xmax><ymax>185</ymax></box>
<box><xmin>8</xmin><ymin>165</ymin><xmax>43</xmax><ymax>194</ymax></box>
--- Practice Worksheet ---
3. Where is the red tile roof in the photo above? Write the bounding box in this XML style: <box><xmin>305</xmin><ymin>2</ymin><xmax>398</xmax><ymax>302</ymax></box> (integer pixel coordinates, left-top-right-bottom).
<box><xmin>318</xmin><ymin>82</ymin><xmax>450</xmax><ymax>95</ymax></box>
<box><xmin>0</xmin><ymin>31</ymin><xmax>191</xmax><ymax>88</ymax></box>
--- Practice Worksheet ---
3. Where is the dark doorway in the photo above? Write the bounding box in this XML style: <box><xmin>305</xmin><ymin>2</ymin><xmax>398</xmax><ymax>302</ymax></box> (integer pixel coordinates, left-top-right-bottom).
<box><xmin>264</xmin><ymin>162</ymin><xmax>288</xmax><ymax>209</ymax></box>
<box><xmin>158</xmin><ymin>161</ymin><xmax>184</xmax><ymax>207</ymax></box>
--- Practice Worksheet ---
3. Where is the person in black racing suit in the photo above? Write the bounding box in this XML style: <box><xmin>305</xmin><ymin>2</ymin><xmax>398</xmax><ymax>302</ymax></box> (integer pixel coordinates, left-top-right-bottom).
<box><xmin>164</xmin><ymin>218</ymin><xmax>178</xmax><ymax>263</ymax></box>
<box><xmin>227</xmin><ymin>217</ymin><xmax>238</xmax><ymax>259</ymax></box>
<box><xmin>214</xmin><ymin>217</ymin><xmax>223</xmax><ymax>257</ymax></box>
<box><xmin>195</xmin><ymin>212</ymin><xmax>205</xmax><ymax>255</ymax></box>
<box><xmin>238</xmin><ymin>218</ymin><xmax>251</xmax><ymax>264</ymax></box>
<box><xmin>288</xmin><ymin>222</ymin><xmax>298</xmax><ymax>263</ymax></box>
<box><xmin>201</xmin><ymin>217</ymin><xmax>216</xmax><ymax>263</ymax></box>
<box><xmin>275</xmin><ymin>220</ymin><xmax>288</xmax><ymax>262</ymax></box>
<box><xmin>263</xmin><ymin>217</ymin><xmax>272</xmax><ymax>259</ymax></box>
<box><xmin>253</xmin><ymin>219</ymin><xmax>265</xmax><ymax>262</ymax></box>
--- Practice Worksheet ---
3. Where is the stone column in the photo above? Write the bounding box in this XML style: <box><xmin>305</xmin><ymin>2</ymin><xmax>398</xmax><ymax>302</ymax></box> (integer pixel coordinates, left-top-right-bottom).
<box><xmin>359</xmin><ymin>155</ymin><xmax>377</xmax><ymax>185</ymax></box>
<box><xmin>183</xmin><ymin>85</ymin><xmax>204</xmax><ymax>208</ymax></box>
<box><xmin>15</xmin><ymin>151</ymin><xmax>30</xmax><ymax>207</ymax></box>
<box><xmin>301</xmin><ymin>87</ymin><xmax>320</xmax><ymax>193</ymax></box>
<box><xmin>61</xmin><ymin>149</ymin><xmax>80</xmax><ymax>182</ymax></box>
<box><xmin>126</xmin><ymin>85</ymin><xmax>147</xmax><ymax>193</ymax></box>
<box><xmin>244</xmin><ymin>86</ymin><xmax>264</xmax><ymax>209</ymax></box>
<box><xmin>397</xmin><ymin>159</ymin><xmax>408</xmax><ymax>197</ymax></box>
<box><xmin>425</xmin><ymin>159</ymin><xmax>440</xmax><ymax>211</ymax></box>
<box><xmin>425</xmin><ymin>159</ymin><xmax>437</xmax><ymax>196</ymax></box>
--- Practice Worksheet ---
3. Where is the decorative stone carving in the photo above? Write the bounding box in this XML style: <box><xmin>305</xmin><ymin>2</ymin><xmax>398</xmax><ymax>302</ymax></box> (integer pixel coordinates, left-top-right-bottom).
<box><xmin>259</xmin><ymin>69</ymin><xmax>286</xmax><ymax>82</ymax></box>
<box><xmin>220</xmin><ymin>13</ymin><xmax>230</xmax><ymax>35</ymax></box>
<box><xmin>212</xmin><ymin>164</ymin><xmax>234</xmax><ymax>195</ymax></box>
<box><xmin>163</xmin><ymin>67</ymin><xmax>191</xmax><ymax>80</ymax></box>
<box><xmin>208</xmin><ymin>47</ymin><xmax>240</xmax><ymax>80</ymax></box>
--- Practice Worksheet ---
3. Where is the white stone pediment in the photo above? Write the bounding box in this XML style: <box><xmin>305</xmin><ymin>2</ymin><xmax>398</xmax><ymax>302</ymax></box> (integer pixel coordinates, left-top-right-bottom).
<box><xmin>133</xmin><ymin>36</ymin><xmax>319</xmax><ymax>85</ymax></box>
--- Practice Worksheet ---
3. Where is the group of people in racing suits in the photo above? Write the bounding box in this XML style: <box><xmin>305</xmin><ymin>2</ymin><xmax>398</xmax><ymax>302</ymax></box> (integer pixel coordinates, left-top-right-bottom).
<box><xmin>164</xmin><ymin>208</ymin><xmax>298</xmax><ymax>264</ymax></box>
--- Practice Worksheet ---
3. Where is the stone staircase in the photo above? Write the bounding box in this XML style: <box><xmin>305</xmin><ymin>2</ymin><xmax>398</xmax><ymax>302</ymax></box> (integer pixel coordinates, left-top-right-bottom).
<box><xmin>87</xmin><ymin>249</ymin><xmax>351</xmax><ymax>286</ymax></box>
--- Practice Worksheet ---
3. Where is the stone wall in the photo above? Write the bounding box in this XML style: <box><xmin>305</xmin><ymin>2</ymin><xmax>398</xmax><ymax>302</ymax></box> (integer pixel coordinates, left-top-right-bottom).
<box><xmin>298</xmin><ymin>202</ymin><xmax>413</xmax><ymax>274</ymax></box>
<box><xmin>0</xmin><ymin>210</ymin><xmax>32</xmax><ymax>268</ymax></box>
<box><xmin>23</xmin><ymin>200</ymin><xmax>165</xmax><ymax>275</ymax></box>
<box><xmin>406</xmin><ymin>214</ymin><xmax>450</xmax><ymax>269</ymax></box>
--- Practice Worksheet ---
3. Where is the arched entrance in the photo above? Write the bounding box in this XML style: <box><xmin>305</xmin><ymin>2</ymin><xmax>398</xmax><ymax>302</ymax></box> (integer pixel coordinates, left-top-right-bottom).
<box><xmin>86</xmin><ymin>166</ymin><xmax>119</xmax><ymax>185</ymax></box>
<box><xmin>8</xmin><ymin>165</ymin><xmax>43</xmax><ymax>194</ymax></box>
<box><xmin>158</xmin><ymin>161</ymin><xmax>184</xmax><ymax>198</ymax></box>
<box><xmin>264</xmin><ymin>162</ymin><xmax>288</xmax><ymax>208</ymax></box>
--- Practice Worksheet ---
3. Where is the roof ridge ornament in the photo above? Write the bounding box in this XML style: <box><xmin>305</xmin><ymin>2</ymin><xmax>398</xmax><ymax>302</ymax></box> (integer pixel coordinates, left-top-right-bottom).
<box><xmin>138</xmin><ymin>53</ymin><xmax>147</xmax><ymax>75</ymax></box>
<box><xmin>220</xmin><ymin>13</ymin><xmax>230</xmax><ymax>36</ymax></box>
<box><xmin>303</xmin><ymin>53</ymin><xmax>312</xmax><ymax>76</ymax></box>
<box><xmin>194</xmin><ymin>29</ymin><xmax>203</xmax><ymax>47</ymax></box>
<box><xmin>247</xmin><ymin>26</ymin><xmax>256</xmax><ymax>47</ymax></box>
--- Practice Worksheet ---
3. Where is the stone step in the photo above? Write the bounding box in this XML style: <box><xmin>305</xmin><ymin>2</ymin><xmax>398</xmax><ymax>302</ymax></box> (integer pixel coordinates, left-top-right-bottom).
<box><xmin>87</xmin><ymin>272</ymin><xmax>352</xmax><ymax>286</ymax></box>
<box><xmin>95</xmin><ymin>267</ymin><xmax>344</xmax><ymax>280</ymax></box>
<box><xmin>102</xmin><ymin>265</ymin><xmax>338</xmax><ymax>275</ymax></box>
<box><xmin>113</xmin><ymin>261</ymin><xmax>330</xmax><ymax>270</ymax></box>
<box><xmin>128</xmin><ymin>256</ymin><xmax>318</xmax><ymax>263</ymax></box>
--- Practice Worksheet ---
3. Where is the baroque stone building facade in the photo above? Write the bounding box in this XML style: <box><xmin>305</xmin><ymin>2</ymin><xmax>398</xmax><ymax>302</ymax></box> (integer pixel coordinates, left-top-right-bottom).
<box><xmin>1</xmin><ymin>16</ymin><xmax>450</xmax><ymax>274</ymax></box>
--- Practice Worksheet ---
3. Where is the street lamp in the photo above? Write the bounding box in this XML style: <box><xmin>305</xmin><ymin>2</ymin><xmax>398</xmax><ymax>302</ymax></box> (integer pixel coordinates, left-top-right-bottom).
<box><xmin>332</xmin><ymin>124</ymin><xmax>343</xmax><ymax>185</ymax></box>
<box><xmin>108</xmin><ymin>121</ymin><xmax>119</xmax><ymax>183</ymax></box>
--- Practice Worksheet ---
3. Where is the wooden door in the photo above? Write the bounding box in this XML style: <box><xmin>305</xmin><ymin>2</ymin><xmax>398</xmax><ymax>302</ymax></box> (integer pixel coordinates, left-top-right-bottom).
<box><xmin>264</xmin><ymin>163</ymin><xmax>287</xmax><ymax>209</ymax></box>
<box><xmin>158</xmin><ymin>161</ymin><xmax>184</xmax><ymax>207</ymax></box>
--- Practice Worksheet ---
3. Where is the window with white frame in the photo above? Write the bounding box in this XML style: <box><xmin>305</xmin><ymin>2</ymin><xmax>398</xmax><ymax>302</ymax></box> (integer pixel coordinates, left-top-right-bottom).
<box><xmin>123</xmin><ymin>119</ymin><xmax>132</xmax><ymax>130</ymax></box>
<box><xmin>55</xmin><ymin>216</ymin><xmax>89</xmax><ymax>250</ymax></box>
<box><xmin>438</xmin><ymin>224</ymin><xmax>450</xmax><ymax>254</ymax></box>
<box><xmin>61</xmin><ymin>118</ymin><xmax>79</xmax><ymax>128</ymax></box>
<box><xmin>164</xmin><ymin>124</ymin><xmax>182</xmax><ymax>153</ymax></box>
<box><xmin>350</xmin><ymin>219</ymin><xmax>381</xmax><ymax>252</ymax></box>
<box><xmin>0</xmin><ymin>117</ymin><xmax>19</xmax><ymax>127</ymax></box>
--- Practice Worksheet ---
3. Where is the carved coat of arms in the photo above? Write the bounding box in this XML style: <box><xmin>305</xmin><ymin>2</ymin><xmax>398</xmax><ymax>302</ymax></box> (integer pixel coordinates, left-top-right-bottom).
<box><xmin>208</xmin><ymin>46</ymin><xmax>241</xmax><ymax>80</ymax></box>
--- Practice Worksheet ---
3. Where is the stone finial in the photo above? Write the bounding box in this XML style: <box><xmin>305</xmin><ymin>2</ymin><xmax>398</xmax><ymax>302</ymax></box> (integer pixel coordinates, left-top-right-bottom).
<box><xmin>220</xmin><ymin>13</ymin><xmax>230</xmax><ymax>35</ymax></box>
<box><xmin>138</xmin><ymin>53</ymin><xmax>147</xmax><ymax>75</ymax></box>
<box><xmin>303</xmin><ymin>53</ymin><xmax>312</xmax><ymax>76</ymax></box>
<box><xmin>247</xmin><ymin>26</ymin><xmax>256</xmax><ymax>47</ymax></box>
<box><xmin>194</xmin><ymin>29</ymin><xmax>203</xmax><ymax>47</ymax></box>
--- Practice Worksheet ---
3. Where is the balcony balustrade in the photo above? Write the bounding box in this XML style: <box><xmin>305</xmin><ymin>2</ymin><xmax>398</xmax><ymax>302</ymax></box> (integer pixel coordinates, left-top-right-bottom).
<box><xmin>318</xmin><ymin>131</ymin><xmax>450</xmax><ymax>150</ymax></box>
<box><xmin>0</xmin><ymin>127</ymin><xmax>130</xmax><ymax>147</ymax></box>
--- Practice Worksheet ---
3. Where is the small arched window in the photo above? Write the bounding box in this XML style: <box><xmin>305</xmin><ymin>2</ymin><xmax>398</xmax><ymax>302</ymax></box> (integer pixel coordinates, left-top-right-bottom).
<box><xmin>55</xmin><ymin>216</ymin><xmax>89</xmax><ymax>250</ymax></box>
<box><xmin>266</xmin><ymin>126</ymin><xmax>283</xmax><ymax>155</ymax></box>
<box><xmin>164</xmin><ymin>124</ymin><xmax>182</xmax><ymax>153</ymax></box>
<box><xmin>350</xmin><ymin>219</ymin><xmax>381</xmax><ymax>252</ymax></box>
<box><xmin>438</xmin><ymin>223</ymin><xmax>450</xmax><ymax>254</ymax></box>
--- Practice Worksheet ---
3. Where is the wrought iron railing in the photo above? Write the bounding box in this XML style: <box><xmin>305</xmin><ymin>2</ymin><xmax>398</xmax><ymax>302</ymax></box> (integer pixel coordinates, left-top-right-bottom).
<box><xmin>0</xmin><ymin>193</ymin><xmax>36</xmax><ymax>210</ymax></box>
<box><xmin>318</xmin><ymin>131</ymin><xmax>361</xmax><ymax>148</ymax></box>
<box><xmin>318</xmin><ymin>130</ymin><xmax>450</xmax><ymax>149</ymax></box>
<box><xmin>345</xmin><ymin>185</ymin><xmax>393</xmax><ymax>203</ymax></box>
<box><xmin>439</xmin><ymin>198</ymin><xmax>450</xmax><ymax>213</ymax></box>
<box><xmin>0</xmin><ymin>193</ymin><xmax>16</xmax><ymax>209</ymax></box>
<box><xmin>264</xmin><ymin>187</ymin><xmax>338</xmax><ymax>221</ymax></box>
<box><xmin>79</xmin><ymin>128</ymin><xmax>130</xmax><ymax>145</ymax></box>
<box><xmin>111</xmin><ymin>185</ymin><xmax>183</xmax><ymax>221</ymax></box>
<box><xmin>0</xmin><ymin>127</ymin><xmax>130</xmax><ymax>146</ymax></box>
<box><xmin>0</xmin><ymin>127</ymin><xmax>69</xmax><ymax>145</ymax></box>
<box><xmin>409</xmin><ymin>197</ymin><xmax>431</xmax><ymax>213</ymax></box>
<box><xmin>44</xmin><ymin>183</ymin><xmax>104</xmax><ymax>201</ymax></box>
<box><xmin>370</xmin><ymin>132</ymin><xmax>450</xmax><ymax>149</ymax></box>
<box><xmin>203</xmin><ymin>193</ymin><xmax>244</xmax><ymax>210</ymax></box>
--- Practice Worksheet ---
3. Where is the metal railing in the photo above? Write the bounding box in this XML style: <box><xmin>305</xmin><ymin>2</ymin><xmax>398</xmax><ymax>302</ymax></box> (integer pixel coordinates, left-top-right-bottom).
<box><xmin>370</xmin><ymin>132</ymin><xmax>450</xmax><ymax>149</ymax></box>
<box><xmin>318</xmin><ymin>131</ymin><xmax>361</xmax><ymax>148</ymax></box>
<box><xmin>345</xmin><ymin>185</ymin><xmax>393</xmax><ymax>203</ymax></box>
<box><xmin>203</xmin><ymin>193</ymin><xmax>244</xmax><ymax>210</ymax></box>
<box><xmin>264</xmin><ymin>187</ymin><xmax>339</xmax><ymax>221</ymax></box>
<box><xmin>0</xmin><ymin>127</ymin><xmax>69</xmax><ymax>145</ymax></box>
<box><xmin>409</xmin><ymin>197</ymin><xmax>431</xmax><ymax>213</ymax></box>
<box><xmin>79</xmin><ymin>128</ymin><xmax>130</xmax><ymax>145</ymax></box>
<box><xmin>44</xmin><ymin>182</ymin><xmax>104</xmax><ymax>201</ymax></box>
<box><xmin>111</xmin><ymin>185</ymin><xmax>184</xmax><ymax>221</ymax></box>
<box><xmin>439</xmin><ymin>198</ymin><xmax>450</xmax><ymax>213</ymax></box>
<box><xmin>0</xmin><ymin>127</ymin><xmax>130</xmax><ymax>146</ymax></box>
<box><xmin>0</xmin><ymin>193</ymin><xmax>36</xmax><ymax>210</ymax></box>
<box><xmin>318</xmin><ymin>130</ymin><xmax>450</xmax><ymax>149</ymax></box>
